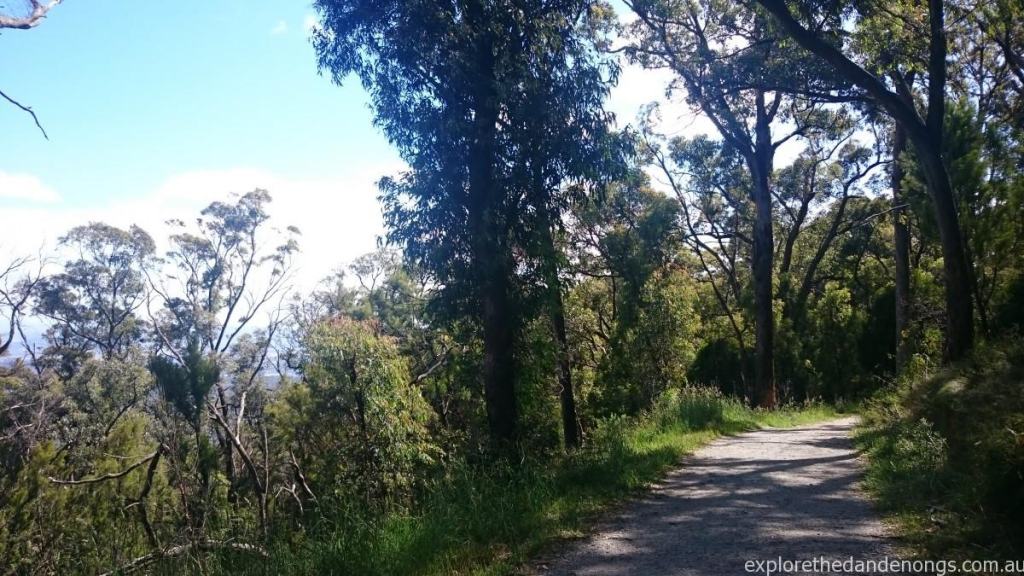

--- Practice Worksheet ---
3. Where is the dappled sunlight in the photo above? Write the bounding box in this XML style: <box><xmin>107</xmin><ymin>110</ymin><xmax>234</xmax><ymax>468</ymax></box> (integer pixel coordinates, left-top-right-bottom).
<box><xmin>545</xmin><ymin>419</ymin><xmax>895</xmax><ymax>576</ymax></box>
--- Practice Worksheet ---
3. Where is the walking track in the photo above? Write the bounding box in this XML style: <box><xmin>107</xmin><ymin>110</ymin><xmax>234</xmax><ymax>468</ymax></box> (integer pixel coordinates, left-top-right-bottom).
<box><xmin>541</xmin><ymin>417</ymin><xmax>896</xmax><ymax>576</ymax></box>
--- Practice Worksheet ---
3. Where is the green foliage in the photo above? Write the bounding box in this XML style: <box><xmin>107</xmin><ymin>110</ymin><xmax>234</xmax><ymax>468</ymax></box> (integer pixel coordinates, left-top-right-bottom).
<box><xmin>688</xmin><ymin>339</ymin><xmax>748</xmax><ymax>397</ymax></box>
<box><xmin>241</xmin><ymin>389</ymin><xmax>834</xmax><ymax>576</ymax></box>
<box><xmin>597</xmin><ymin>270</ymin><xmax>702</xmax><ymax>413</ymax></box>
<box><xmin>858</xmin><ymin>337</ymin><xmax>1024</xmax><ymax>558</ymax></box>
<box><xmin>5</xmin><ymin>0</ymin><xmax>1024</xmax><ymax>570</ymax></box>
<box><xmin>149</xmin><ymin>341</ymin><xmax>219</xmax><ymax>426</ymax></box>
<box><xmin>0</xmin><ymin>414</ymin><xmax>163</xmax><ymax>575</ymax></box>
<box><xmin>159</xmin><ymin>189</ymin><xmax>299</xmax><ymax>354</ymax></box>
<box><xmin>273</xmin><ymin>317</ymin><xmax>438</xmax><ymax>509</ymax></box>
<box><xmin>34</xmin><ymin>222</ymin><xmax>154</xmax><ymax>370</ymax></box>
<box><xmin>564</xmin><ymin>179</ymin><xmax>709</xmax><ymax>416</ymax></box>
<box><xmin>514</xmin><ymin>318</ymin><xmax>563</xmax><ymax>451</ymax></box>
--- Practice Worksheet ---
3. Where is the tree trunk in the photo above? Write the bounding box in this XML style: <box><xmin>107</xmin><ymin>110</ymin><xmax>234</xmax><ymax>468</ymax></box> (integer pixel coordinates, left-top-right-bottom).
<box><xmin>965</xmin><ymin>240</ymin><xmax>989</xmax><ymax>337</ymax></box>
<box><xmin>467</xmin><ymin>28</ymin><xmax>518</xmax><ymax>445</ymax></box>
<box><xmin>778</xmin><ymin>197</ymin><xmax>810</xmax><ymax>314</ymax></box>
<box><xmin>751</xmin><ymin>92</ymin><xmax>777</xmax><ymax>408</ymax></box>
<box><xmin>551</xmin><ymin>279</ymin><xmax>581</xmax><ymax>449</ymax></box>
<box><xmin>794</xmin><ymin>191</ymin><xmax>851</xmax><ymax>319</ymax></box>
<box><xmin>923</xmin><ymin>0</ymin><xmax>974</xmax><ymax>361</ymax></box>
<box><xmin>534</xmin><ymin>178</ymin><xmax>580</xmax><ymax>450</ymax></box>
<box><xmin>215</xmin><ymin>383</ymin><xmax>237</xmax><ymax>505</ymax></box>
<box><xmin>755</xmin><ymin>0</ymin><xmax>975</xmax><ymax>362</ymax></box>
<box><xmin>914</xmin><ymin>141</ymin><xmax>975</xmax><ymax>361</ymax></box>
<box><xmin>892</xmin><ymin>124</ymin><xmax>912</xmax><ymax>369</ymax></box>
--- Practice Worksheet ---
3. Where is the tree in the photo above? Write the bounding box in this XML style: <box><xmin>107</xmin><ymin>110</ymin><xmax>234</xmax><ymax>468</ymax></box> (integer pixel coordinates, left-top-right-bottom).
<box><xmin>892</xmin><ymin>121</ymin><xmax>912</xmax><ymax>368</ymax></box>
<box><xmin>272</xmin><ymin>317</ymin><xmax>436</xmax><ymax>508</ymax></box>
<box><xmin>150</xmin><ymin>190</ymin><xmax>297</xmax><ymax>357</ymax></box>
<box><xmin>774</xmin><ymin>124</ymin><xmax>888</xmax><ymax>324</ymax></box>
<box><xmin>314</xmin><ymin>0</ymin><xmax>618</xmax><ymax>445</ymax></box>
<box><xmin>564</xmin><ymin>176</ymin><xmax>698</xmax><ymax>413</ymax></box>
<box><xmin>144</xmin><ymin>190</ymin><xmax>298</xmax><ymax>550</ymax></box>
<box><xmin>314</xmin><ymin>0</ymin><xmax>522</xmax><ymax>444</ymax></box>
<box><xmin>508</xmin><ymin>4</ymin><xmax>622</xmax><ymax>448</ymax></box>
<box><xmin>945</xmin><ymin>6</ymin><xmax>1024</xmax><ymax>338</ymax></box>
<box><xmin>626</xmin><ymin>0</ymin><xmax>851</xmax><ymax>406</ymax></box>
<box><xmin>0</xmin><ymin>0</ymin><xmax>62</xmax><ymax>28</ymax></box>
<box><xmin>648</xmin><ymin>133</ymin><xmax>753</xmax><ymax>394</ymax></box>
<box><xmin>753</xmin><ymin>0</ymin><xmax>976</xmax><ymax>361</ymax></box>
<box><xmin>650</xmin><ymin>107</ymin><xmax>887</xmax><ymax>400</ymax></box>
<box><xmin>35</xmin><ymin>223</ymin><xmax>155</xmax><ymax>362</ymax></box>
<box><xmin>0</xmin><ymin>255</ymin><xmax>43</xmax><ymax>359</ymax></box>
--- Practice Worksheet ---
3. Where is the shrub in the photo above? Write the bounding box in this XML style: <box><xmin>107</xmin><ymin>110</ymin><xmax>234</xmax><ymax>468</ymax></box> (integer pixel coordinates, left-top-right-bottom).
<box><xmin>271</xmin><ymin>317</ymin><xmax>439</xmax><ymax>511</ymax></box>
<box><xmin>859</xmin><ymin>337</ymin><xmax>1024</xmax><ymax>557</ymax></box>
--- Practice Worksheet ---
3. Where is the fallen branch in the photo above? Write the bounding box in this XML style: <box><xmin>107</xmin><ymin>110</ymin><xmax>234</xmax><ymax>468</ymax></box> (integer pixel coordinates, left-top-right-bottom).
<box><xmin>96</xmin><ymin>540</ymin><xmax>269</xmax><ymax>576</ymax></box>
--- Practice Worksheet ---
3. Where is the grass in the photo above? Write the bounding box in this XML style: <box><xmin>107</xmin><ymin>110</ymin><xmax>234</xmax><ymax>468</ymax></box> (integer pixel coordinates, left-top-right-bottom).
<box><xmin>235</xmin><ymin>388</ymin><xmax>837</xmax><ymax>576</ymax></box>
<box><xmin>854</xmin><ymin>338</ymin><xmax>1024</xmax><ymax>562</ymax></box>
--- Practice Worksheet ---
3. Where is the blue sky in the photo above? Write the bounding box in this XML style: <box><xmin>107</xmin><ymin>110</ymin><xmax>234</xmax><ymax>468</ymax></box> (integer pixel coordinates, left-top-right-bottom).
<box><xmin>1</xmin><ymin>0</ymin><xmax>396</xmax><ymax>204</ymax></box>
<box><xmin>0</xmin><ymin>0</ymin><xmax>676</xmax><ymax>290</ymax></box>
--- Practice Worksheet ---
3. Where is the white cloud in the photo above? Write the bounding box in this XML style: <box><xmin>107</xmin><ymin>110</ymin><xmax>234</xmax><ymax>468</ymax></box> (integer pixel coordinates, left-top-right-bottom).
<box><xmin>605</xmin><ymin>4</ymin><xmax>736</xmax><ymax>142</ymax></box>
<box><xmin>303</xmin><ymin>14</ymin><xmax>319</xmax><ymax>33</ymax></box>
<box><xmin>0</xmin><ymin>163</ymin><xmax>405</xmax><ymax>294</ymax></box>
<box><xmin>0</xmin><ymin>171</ymin><xmax>61</xmax><ymax>203</ymax></box>
<box><xmin>147</xmin><ymin>166</ymin><xmax>402</xmax><ymax>290</ymax></box>
<box><xmin>270</xmin><ymin>20</ymin><xmax>288</xmax><ymax>36</ymax></box>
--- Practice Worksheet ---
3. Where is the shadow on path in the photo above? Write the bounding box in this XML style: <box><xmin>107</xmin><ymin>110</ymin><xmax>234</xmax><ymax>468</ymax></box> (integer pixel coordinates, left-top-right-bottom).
<box><xmin>540</xmin><ymin>417</ymin><xmax>895</xmax><ymax>576</ymax></box>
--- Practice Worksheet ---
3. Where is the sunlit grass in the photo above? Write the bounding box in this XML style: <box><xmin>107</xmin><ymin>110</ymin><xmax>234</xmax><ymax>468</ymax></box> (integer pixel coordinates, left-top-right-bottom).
<box><xmin>854</xmin><ymin>338</ymin><xmax>1024</xmax><ymax>562</ymax></box>
<box><xmin>223</xmin><ymin>389</ymin><xmax>839</xmax><ymax>576</ymax></box>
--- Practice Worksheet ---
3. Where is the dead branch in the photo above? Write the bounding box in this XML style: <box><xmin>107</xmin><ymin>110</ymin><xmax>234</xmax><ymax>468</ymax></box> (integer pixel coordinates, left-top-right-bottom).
<box><xmin>96</xmin><ymin>540</ymin><xmax>268</xmax><ymax>576</ymax></box>
<box><xmin>0</xmin><ymin>88</ymin><xmax>48</xmax><ymax>139</ymax></box>
<box><xmin>48</xmin><ymin>450</ymin><xmax>159</xmax><ymax>485</ymax></box>
<box><xmin>288</xmin><ymin>449</ymin><xmax>317</xmax><ymax>505</ymax></box>
<box><xmin>0</xmin><ymin>0</ymin><xmax>63</xmax><ymax>29</ymax></box>
<box><xmin>412</xmin><ymin>344</ymin><xmax>451</xmax><ymax>384</ymax></box>
<box><xmin>206</xmin><ymin>402</ymin><xmax>268</xmax><ymax>537</ymax></box>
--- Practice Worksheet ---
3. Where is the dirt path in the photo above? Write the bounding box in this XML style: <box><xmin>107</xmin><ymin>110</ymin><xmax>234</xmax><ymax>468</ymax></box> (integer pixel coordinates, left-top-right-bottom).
<box><xmin>540</xmin><ymin>417</ymin><xmax>896</xmax><ymax>576</ymax></box>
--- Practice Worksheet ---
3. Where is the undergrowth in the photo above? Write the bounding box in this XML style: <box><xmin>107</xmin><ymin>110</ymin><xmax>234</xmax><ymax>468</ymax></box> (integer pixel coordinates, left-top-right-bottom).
<box><xmin>206</xmin><ymin>388</ymin><xmax>836</xmax><ymax>576</ymax></box>
<box><xmin>856</xmin><ymin>337</ymin><xmax>1024</xmax><ymax>562</ymax></box>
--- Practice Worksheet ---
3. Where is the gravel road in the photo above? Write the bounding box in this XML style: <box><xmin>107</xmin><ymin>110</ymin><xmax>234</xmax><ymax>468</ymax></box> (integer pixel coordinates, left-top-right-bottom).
<box><xmin>540</xmin><ymin>417</ymin><xmax>896</xmax><ymax>576</ymax></box>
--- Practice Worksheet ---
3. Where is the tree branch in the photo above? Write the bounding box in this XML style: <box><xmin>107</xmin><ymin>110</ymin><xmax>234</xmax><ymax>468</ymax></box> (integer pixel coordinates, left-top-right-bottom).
<box><xmin>48</xmin><ymin>450</ymin><xmax>159</xmax><ymax>485</ymax></box>
<box><xmin>0</xmin><ymin>0</ymin><xmax>62</xmax><ymax>29</ymax></box>
<box><xmin>0</xmin><ymin>88</ymin><xmax>49</xmax><ymax>139</ymax></box>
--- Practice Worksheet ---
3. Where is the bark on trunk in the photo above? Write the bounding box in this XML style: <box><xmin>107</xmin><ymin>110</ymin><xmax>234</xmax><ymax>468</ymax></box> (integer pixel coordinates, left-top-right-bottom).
<box><xmin>924</xmin><ymin>0</ymin><xmax>974</xmax><ymax>361</ymax></box>
<box><xmin>552</xmin><ymin>281</ymin><xmax>581</xmax><ymax>449</ymax></box>
<box><xmin>467</xmin><ymin>26</ymin><xmax>518</xmax><ymax>445</ymax></box>
<box><xmin>755</xmin><ymin>0</ymin><xmax>975</xmax><ymax>362</ymax></box>
<box><xmin>892</xmin><ymin>124</ymin><xmax>912</xmax><ymax>369</ymax></box>
<box><xmin>793</xmin><ymin>191</ymin><xmax>851</xmax><ymax>316</ymax></box>
<box><xmin>915</xmin><ymin>141</ymin><xmax>975</xmax><ymax>361</ymax></box>
<box><xmin>535</xmin><ymin>185</ymin><xmax>580</xmax><ymax>450</ymax></box>
<box><xmin>751</xmin><ymin>92</ymin><xmax>777</xmax><ymax>408</ymax></box>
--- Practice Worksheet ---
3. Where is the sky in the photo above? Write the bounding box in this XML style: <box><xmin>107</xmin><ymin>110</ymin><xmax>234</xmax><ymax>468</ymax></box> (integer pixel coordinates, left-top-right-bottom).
<box><xmin>0</xmin><ymin>0</ymin><xmax>682</xmax><ymax>292</ymax></box>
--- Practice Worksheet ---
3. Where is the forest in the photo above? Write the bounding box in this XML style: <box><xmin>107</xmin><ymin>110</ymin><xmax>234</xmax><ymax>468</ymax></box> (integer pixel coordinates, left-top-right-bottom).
<box><xmin>1</xmin><ymin>0</ymin><xmax>1022</xmax><ymax>574</ymax></box>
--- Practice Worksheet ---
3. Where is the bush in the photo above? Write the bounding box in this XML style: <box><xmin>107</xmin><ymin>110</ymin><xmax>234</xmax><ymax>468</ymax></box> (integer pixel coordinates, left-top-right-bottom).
<box><xmin>892</xmin><ymin>419</ymin><xmax>947</xmax><ymax>477</ymax></box>
<box><xmin>271</xmin><ymin>317</ymin><xmax>439</xmax><ymax>511</ymax></box>
<box><xmin>688</xmin><ymin>339</ymin><xmax>747</xmax><ymax>398</ymax></box>
<box><xmin>858</xmin><ymin>337</ymin><xmax>1024</xmax><ymax>557</ymax></box>
<box><xmin>253</xmin><ymin>388</ymin><xmax>833</xmax><ymax>576</ymax></box>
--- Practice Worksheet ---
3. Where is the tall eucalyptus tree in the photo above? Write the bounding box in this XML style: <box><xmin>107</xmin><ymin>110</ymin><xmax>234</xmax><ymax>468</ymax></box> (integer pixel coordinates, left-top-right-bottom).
<box><xmin>313</xmin><ymin>0</ymin><xmax>620</xmax><ymax>444</ymax></box>
<box><xmin>625</xmin><ymin>0</ymin><xmax>851</xmax><ymax>406</ymax></box>
<box><xmin>753</xmin><ymin>0</ymin><xmax>976</xmax><ymax>361</ymax></box>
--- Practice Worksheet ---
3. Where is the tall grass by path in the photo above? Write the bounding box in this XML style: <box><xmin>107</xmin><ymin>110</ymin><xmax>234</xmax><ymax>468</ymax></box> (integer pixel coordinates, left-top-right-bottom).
<box><xmin>226</xmin><ymin>389</ymin><xmax>837</xmax><ymax>576</ymax></box>
<box><xmin>854</xmin><ymin>338</ymin><xmax>1024</xmax><ymax>562</ymax></box>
